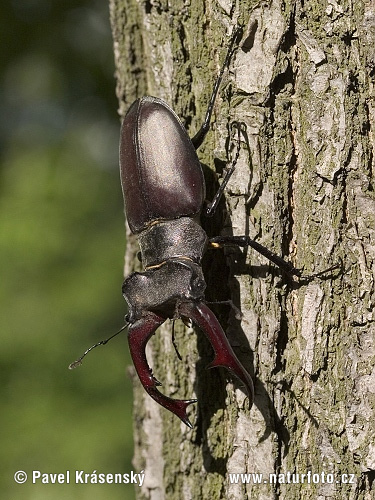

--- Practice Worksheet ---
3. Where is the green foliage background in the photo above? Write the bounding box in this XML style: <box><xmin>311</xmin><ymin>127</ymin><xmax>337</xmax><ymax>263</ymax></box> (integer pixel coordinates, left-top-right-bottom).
<box><xmin>0</xmin><ymin>1</ymin><xmax>135</xmax><ymax>498</ymax></box>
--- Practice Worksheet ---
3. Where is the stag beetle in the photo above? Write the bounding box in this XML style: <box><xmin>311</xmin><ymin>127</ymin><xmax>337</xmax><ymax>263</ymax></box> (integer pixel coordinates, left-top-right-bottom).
<box><xmin>70</xmin><ymin>27</ymin><xmax>336</xmax><ymax>427</ymax></box>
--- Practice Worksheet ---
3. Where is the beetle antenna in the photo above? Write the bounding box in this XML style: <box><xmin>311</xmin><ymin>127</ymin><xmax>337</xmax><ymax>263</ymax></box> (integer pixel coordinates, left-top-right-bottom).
<box><xmin>68</xmin><ymin>322</ymin><xmax>129</xmax><ymax>370</ymax></box>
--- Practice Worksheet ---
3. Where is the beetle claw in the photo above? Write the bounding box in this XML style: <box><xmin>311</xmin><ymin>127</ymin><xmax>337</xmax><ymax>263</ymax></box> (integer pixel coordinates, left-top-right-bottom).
<box><xmin>128</xmin><ymin>312</ymin><xmax>196</xmax><ymax>427</ymax></box>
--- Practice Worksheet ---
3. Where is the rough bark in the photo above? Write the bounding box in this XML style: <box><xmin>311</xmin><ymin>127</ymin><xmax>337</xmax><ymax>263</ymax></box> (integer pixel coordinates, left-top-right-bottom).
<box><xmin>109</xmin><ymin>1</ymin><xmax>375</xmax><ymax>499</ymax></box>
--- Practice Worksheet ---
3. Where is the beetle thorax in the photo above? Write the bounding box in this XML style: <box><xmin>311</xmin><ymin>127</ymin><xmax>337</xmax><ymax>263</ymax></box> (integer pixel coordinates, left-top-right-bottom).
<box><xmin>137</xmin><ymin>217</ymin><xmax>207</xmax><ymax>269</ymax></box>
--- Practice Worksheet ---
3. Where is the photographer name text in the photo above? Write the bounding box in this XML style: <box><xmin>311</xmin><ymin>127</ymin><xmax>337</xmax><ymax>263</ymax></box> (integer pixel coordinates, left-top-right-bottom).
<box><xmin>15</xmin><ymin>470</ymin><xmax>145</xmax><ymax>486</ymax></box>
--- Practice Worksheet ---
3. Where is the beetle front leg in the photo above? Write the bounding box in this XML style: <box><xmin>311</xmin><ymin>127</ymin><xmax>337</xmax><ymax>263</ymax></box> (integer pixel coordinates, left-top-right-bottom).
<box><xmin>128</xmin><ymin>312</ymin><xmax>197</xmax><ymax>428</ymax></box>
<box><xmin>191</xmin><ymin>26</ymin><xmax>242</xmax><ymax>149</ymax></box>
<box><xmin>179</xmin><ymin>301</ymin><xmax>254</xmax><ymax>406</ymax></box>
<box><xmin>204</xmin><ymin>121</ymin><xmax>245</xmax><ymax>217</ymax></box>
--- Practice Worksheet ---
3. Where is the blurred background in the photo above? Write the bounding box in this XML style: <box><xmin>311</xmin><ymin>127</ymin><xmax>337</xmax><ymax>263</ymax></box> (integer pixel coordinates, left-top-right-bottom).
<box><xmin>0</xmin><ymin>0</ymin><xmax>135</xmax><ymax>498</ymax></box>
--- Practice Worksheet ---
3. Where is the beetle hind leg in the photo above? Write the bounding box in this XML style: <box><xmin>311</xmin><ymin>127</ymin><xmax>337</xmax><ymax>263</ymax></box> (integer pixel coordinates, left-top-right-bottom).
<box><xmin>128</xmin><ymin>313</ymin><xmax>197</xmax><ymax>428</ymax></box>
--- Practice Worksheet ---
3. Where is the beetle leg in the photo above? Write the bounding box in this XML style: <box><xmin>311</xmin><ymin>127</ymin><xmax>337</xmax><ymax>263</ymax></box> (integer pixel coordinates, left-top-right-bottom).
<box><xmin>128</xmin><ymin>312</ymin><xmax>197</xmax><ymax>428</ymax></box>
<box><xmin>179</xmin><ymin>301</ymin><xmax>254</xmax><ymax>406</ymax></box>
<box><xmin>209</xmin><ymin>235</ymin><xmax>341</xmax><ymax>280</ymax></box>
<box><xmin>191</xmin><ymin>26</ymin><xmax>243</xmax><ymax>149</ymax></box>
<box><xmin>171</xmin><ymin>320</ymin><xmax>183</xmax><ymax>361</ymax></box>
<box><xmin>209</xmin><ymin>235</ymin><xmax>303</xmax><ymax>277</ymax></box>
<box><xmin>205</xmin><ymin>122</ymin><xmax>245</xmax><ymax>217</ymax></box>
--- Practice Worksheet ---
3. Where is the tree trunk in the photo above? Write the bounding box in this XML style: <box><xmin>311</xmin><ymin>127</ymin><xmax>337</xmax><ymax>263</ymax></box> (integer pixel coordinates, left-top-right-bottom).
<box><xmin>109</xmin><ymin>1</ymin><xmax>375</xmax><ymax>499</ymax></box>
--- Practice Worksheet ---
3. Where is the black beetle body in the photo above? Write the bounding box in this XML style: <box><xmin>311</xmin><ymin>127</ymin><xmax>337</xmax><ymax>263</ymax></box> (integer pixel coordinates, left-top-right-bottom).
<box><xmin>120</xmin><ymin>95</ymin><xmax>254</xmax><ymax>427</ymax></box>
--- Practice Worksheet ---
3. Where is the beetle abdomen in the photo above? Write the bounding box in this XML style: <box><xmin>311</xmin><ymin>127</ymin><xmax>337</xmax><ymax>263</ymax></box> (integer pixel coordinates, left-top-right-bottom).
<box><xmin>120</xmin><ymin>96</ymin><xmax>205</xmax><ymax>234</ymax></box>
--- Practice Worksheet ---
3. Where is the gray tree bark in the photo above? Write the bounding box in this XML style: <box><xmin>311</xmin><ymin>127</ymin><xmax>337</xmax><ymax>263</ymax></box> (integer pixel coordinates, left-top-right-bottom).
<box><xmin>109</xmin><ymin>1</ymin><xmax>375</xmax><ymax>499</ymax></box>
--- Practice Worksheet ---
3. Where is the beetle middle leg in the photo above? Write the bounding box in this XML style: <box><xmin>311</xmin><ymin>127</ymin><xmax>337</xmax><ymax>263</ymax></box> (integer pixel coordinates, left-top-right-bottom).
<box><xmin>209</xmin><ymin>235</ymin><xmax>340</xmax><ymax>280</ymax></box>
